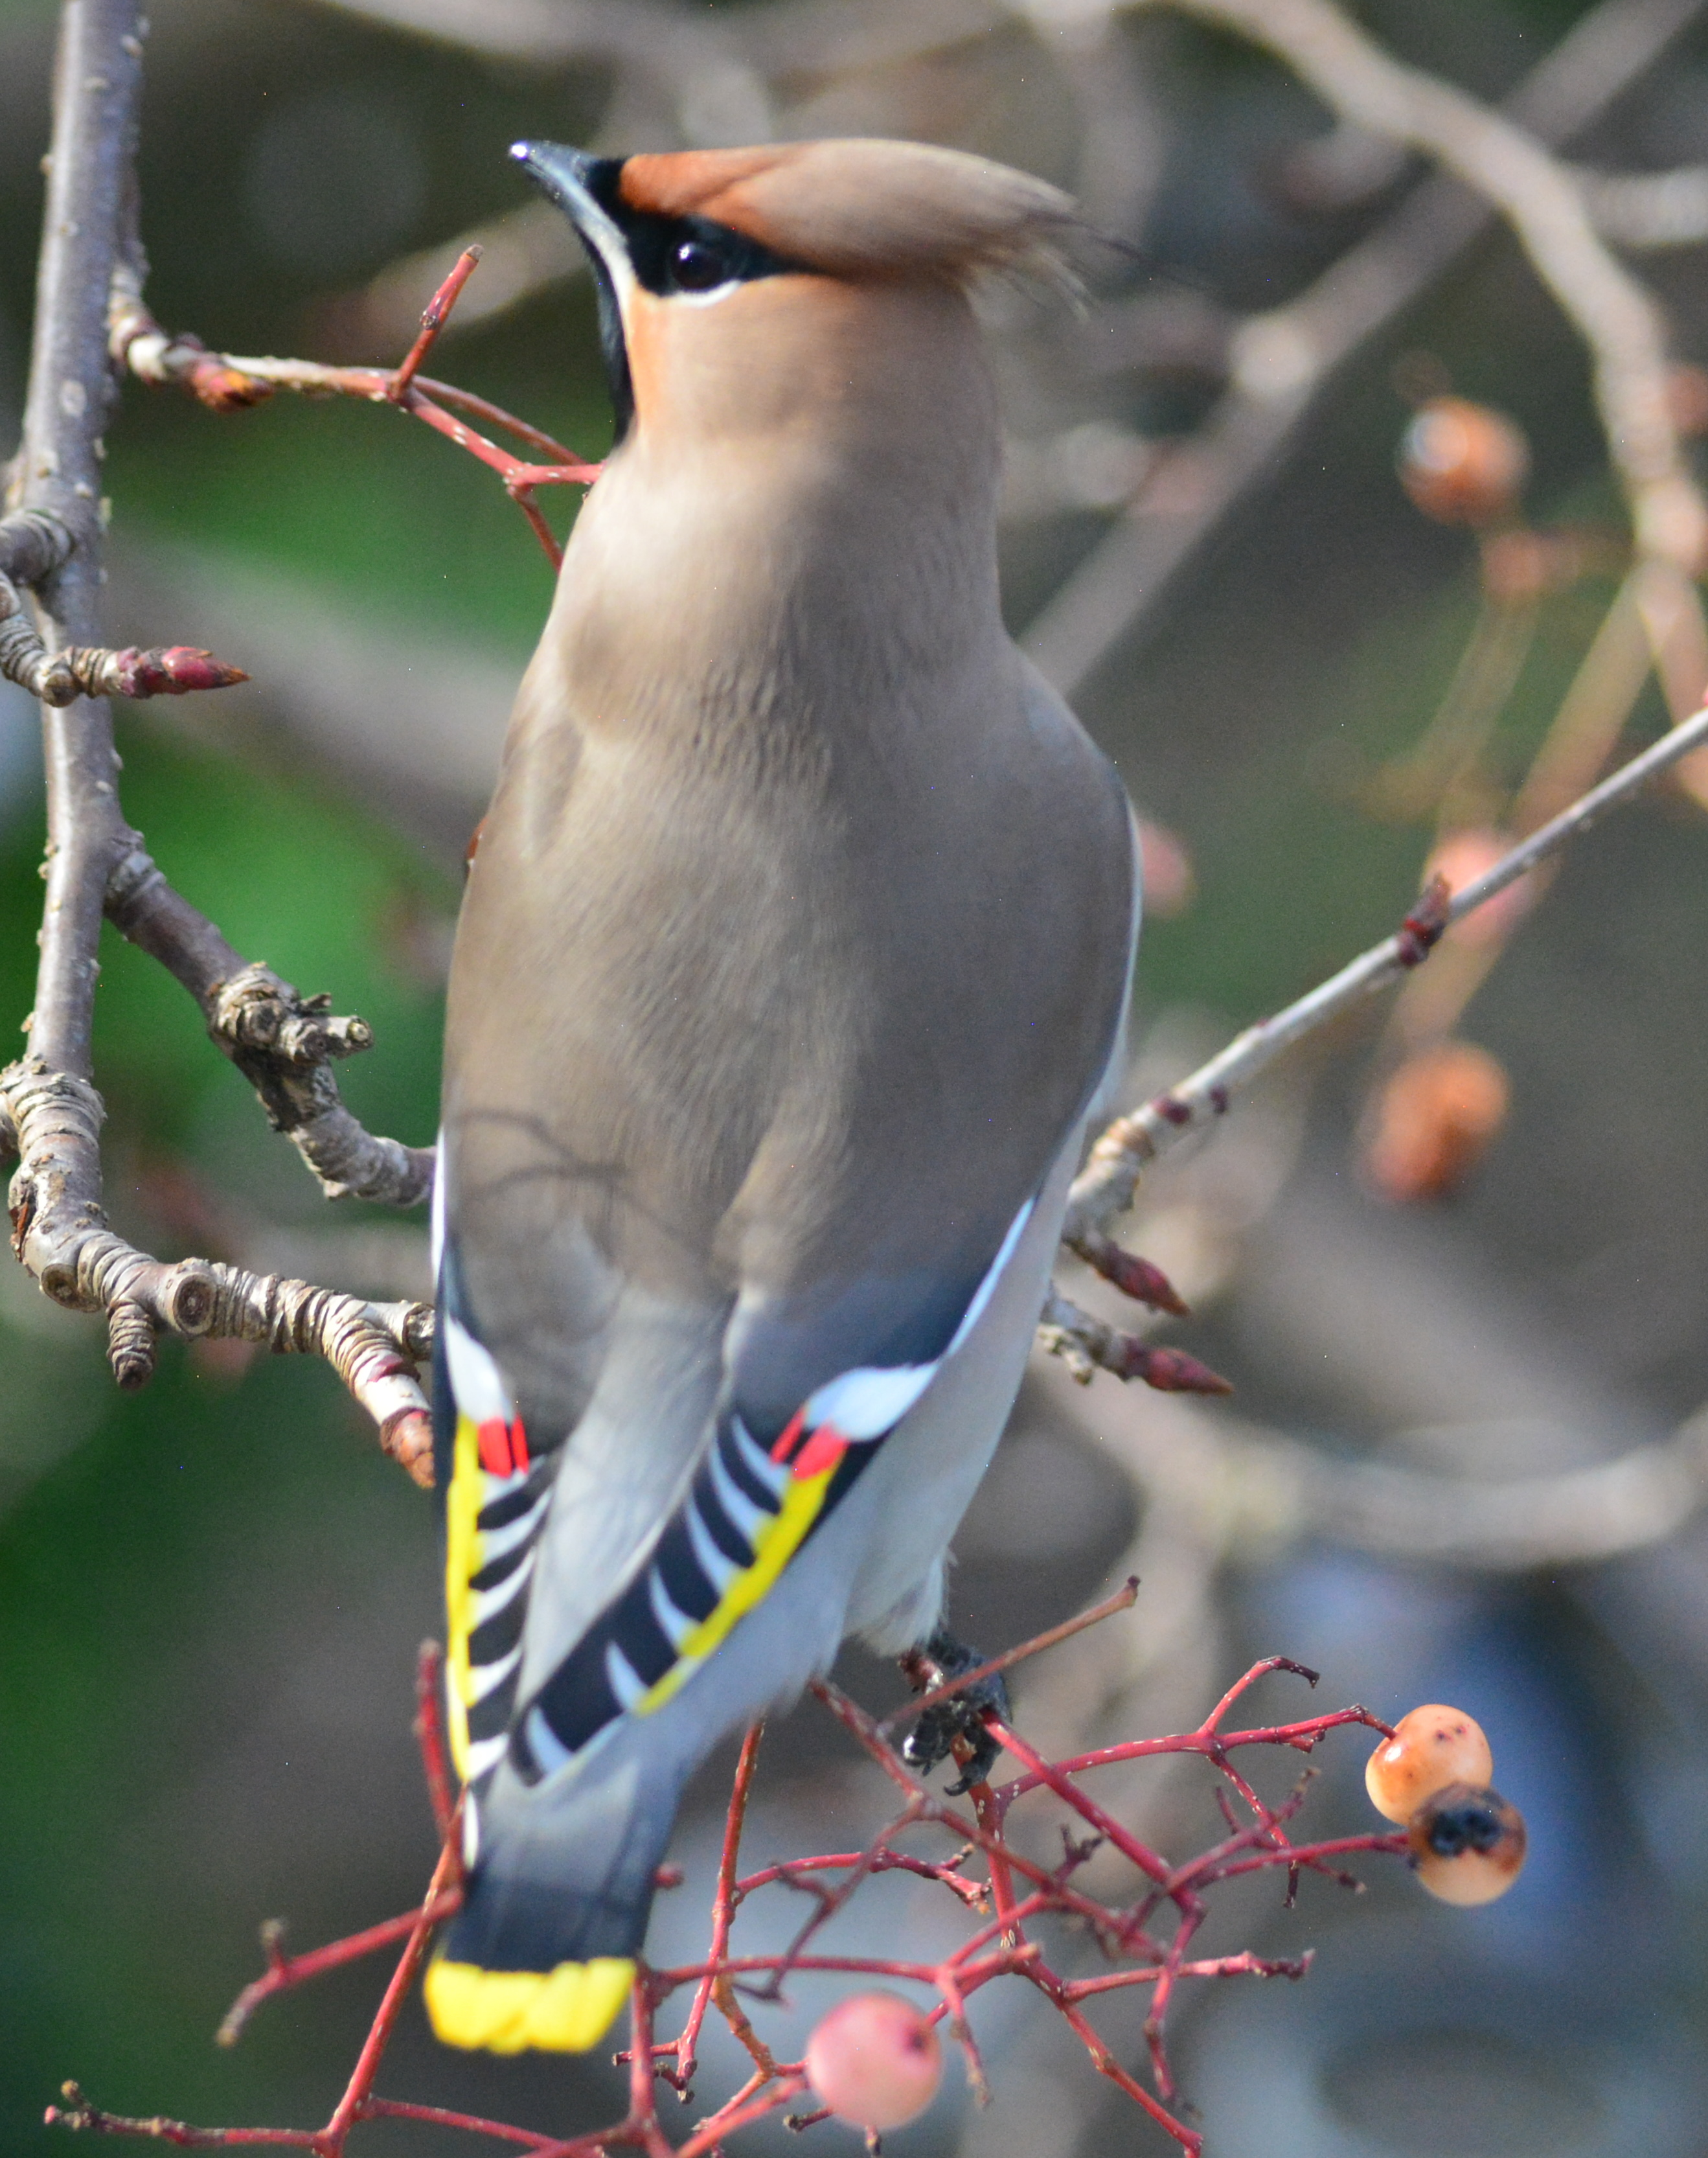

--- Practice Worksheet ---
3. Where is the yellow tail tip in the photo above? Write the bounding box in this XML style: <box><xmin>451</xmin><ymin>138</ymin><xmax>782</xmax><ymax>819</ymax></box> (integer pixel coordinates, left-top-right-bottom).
<box><xmin>424</xmin><ymin>1955</ymin><xmax>635</xmax><ymax>2053</ymax></box>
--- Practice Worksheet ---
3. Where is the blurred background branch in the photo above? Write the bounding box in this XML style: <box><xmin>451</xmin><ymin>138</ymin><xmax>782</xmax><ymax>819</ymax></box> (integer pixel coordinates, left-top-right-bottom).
<box><xmin>1024</xmin><ymin>0</ymin><xmax>1708</xmax><ymax>695</ymax></box>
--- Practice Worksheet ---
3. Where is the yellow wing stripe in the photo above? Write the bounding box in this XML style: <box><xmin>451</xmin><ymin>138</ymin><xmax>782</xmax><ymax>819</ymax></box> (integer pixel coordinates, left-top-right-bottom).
<box><xmin>425</xmin><ymin>1955</ymin><xmax>635</xmax><ymax>2052</ymax></box>
<box><xmin>443</xmin><ymin>1412</ymin><xmax>486</xmax><ymax>1778</ymax></box>
<box><xmin>635</xmin><ymin>1456</ymin><xmax>839</xmax><ymax>1716</ymax></box>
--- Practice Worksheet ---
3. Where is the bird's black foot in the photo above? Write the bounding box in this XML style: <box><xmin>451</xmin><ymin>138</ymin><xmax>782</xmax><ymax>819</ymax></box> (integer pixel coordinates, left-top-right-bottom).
<box><xmin>900</xmin><ymin>1627</ymin><xmax>1010</xmax><ymax>1796</ymax></box>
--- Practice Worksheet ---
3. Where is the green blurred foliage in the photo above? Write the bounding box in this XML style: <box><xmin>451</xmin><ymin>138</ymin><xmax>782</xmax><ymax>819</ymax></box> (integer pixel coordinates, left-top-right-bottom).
<box><xmin>91</xmin><ymin>727</ymin><xmax>449</xmax><ymax>1143</ymax></box>
<box><xmin>0</xmin><ymin>705</ymin><xmax>453</xmax><ymax>2143</ymax></box>
<box><xmin>107</xmin><ymin>366</ymin><xmax>597</xmax><ymax>658</ymax></box>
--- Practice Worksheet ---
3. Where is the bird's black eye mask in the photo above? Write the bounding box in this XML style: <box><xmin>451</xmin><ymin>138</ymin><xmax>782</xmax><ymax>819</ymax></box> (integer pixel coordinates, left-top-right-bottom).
<box><xmin>547</xmin><ymin>153</ymin><xmax>803</xmax><ymax>445</ymax></box>
<box><xmin>577</xmin><ymin>155</ymin><xmax>801</xmax><ymax>297</ymax></box>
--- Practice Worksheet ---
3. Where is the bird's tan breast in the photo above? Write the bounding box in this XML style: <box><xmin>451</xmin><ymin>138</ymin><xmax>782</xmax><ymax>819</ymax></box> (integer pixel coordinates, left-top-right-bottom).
<box><xmin>446</xmin><ymin>633</ymin><xmax>1127</xmax><ymax>1320</ymax></box>
<box><xmin>442</xmin><ymin>286</ymin><xmax>1131</xmax><ymax>1405</ymax></box>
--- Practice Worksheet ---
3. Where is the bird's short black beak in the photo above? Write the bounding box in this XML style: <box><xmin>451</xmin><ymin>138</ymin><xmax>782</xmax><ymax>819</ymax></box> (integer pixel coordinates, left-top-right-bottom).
<box><xmin>510</xmin><ymin>141</ymin><xmax>622</xmax><ymax>237</ymax></box>
<box><xmin>510</xmin><ymin>141</ymin><xmax>637</xmax><ymax>445</ymax></box>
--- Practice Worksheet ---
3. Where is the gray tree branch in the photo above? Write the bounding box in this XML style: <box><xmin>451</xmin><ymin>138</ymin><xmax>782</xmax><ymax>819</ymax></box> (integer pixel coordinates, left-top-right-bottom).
<box><xmin>104</xmin><ymin>838</ymin><xmax>436</xmax><ymax>1208</ymax></box>
<box><xmin>2</xmin><ymin>0</ymin><xmax>436</xmax><ymax>1480</ymax></box>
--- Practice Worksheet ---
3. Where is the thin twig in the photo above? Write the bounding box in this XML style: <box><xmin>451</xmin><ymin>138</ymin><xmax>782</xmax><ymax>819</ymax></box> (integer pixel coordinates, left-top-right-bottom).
<box><xmin>670</xmin><ymin>1723</ymin><xmax>771</xmax><ymax>2091</ymax></box>
<box><xmin>877</xmin><ymin>1577</ymin><xmax>1141</xmax><ymax>1736</ymax></box>
<box><xmin>0</xmin><ymin>579</ymin><xmax>246</xmax><ymax>704</ymax></box>
<box><xmin>319</xmin><ymin>1833</ymin><xmax>464</xmax><ymax>2150</ymax></box>
<box><xmin>388</xmin><ymin>244</ymin><xmax>484</xmax><ymax>401</ymax></box>
<box><xmin>1578</xmin><ymin>158</ymin><xmax>1708</xmax><ymax>246</ymax></box>
<box><xmin>108</xmin><ymin>266</ymin><xmax>601</xmax><ymax>571</ymax></box>
<box><xmin>1063</xmin><ymin>698</ymin><xmax>1708</xmax><ymax>1239</ymax></box>
<box><xmin>216</xmin><ymin>1890</ymin><xmax>462</xmax><ymax>2050</ymax></box>
<box><xmin>49</xmin><ymin>1585</ymin><xmax>1466</xmax><ymax>2158</ymax></box>
<box><xmin>1037</xmin><ymin>1290</ymin><xmax>1235</xmax><ymax>1393</ymax></box>
<box><xmin>104</xmin><ymin>836</ymin><xmax>435</xmax><ymax>1208</ymax></box>
<box><xmin>413</xmin><ymin>1640</ymin><xmax>457</xmax><ymax>1846</ymax></box>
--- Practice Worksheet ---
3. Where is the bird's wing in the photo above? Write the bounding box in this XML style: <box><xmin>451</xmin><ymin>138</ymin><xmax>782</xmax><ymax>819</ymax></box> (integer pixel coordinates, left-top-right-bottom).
<box><xmin>437</xmin><ymin>649</ymin><xmax>1137</xmax><ymax>1788</ymax></box>
<box><xmin>435</xmin><ymin>1110</ymin><xmax>1062</xmax><ymax>1790</ymax></box>
<box><xmin>501</xmin><ymin>1180</ymin><xmax>1046</xmax><ymax>1784</ymax></box>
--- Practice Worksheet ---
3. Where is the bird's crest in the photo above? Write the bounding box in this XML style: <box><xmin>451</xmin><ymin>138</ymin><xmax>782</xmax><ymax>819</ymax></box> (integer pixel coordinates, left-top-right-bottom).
<box><xmin>616</xmin><ymin>139</ymin><xmax>1078</xmax><ymax>284</ymax></box>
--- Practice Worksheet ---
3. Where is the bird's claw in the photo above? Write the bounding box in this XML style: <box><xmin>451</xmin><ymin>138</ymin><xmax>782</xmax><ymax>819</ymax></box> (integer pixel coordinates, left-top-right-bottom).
<box><xmin>901</xmin><ymin>1627</ymin><xmax>1010</xmax><ymax>1795</ymax></box>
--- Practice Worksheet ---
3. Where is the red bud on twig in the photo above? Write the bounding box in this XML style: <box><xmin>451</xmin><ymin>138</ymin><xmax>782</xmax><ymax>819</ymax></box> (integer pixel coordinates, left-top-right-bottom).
<box><xmin>185</xmin><ymin>354</ymin><xmax>273</xmax><ymax>411</ymax></box>
<box><xmin>390</xmin><ymin>244</ymin><xmax>484</xmax><ymax>403</ymax></box>
<box><xmin>1040</xmin><ymin>1291</ymin><xmax>1231</xmax><ymax>1394</ymax></box>
<box><xmin>380</xmin><ymin>1407</ymin><xmax>435</xmax><ymax>1490</ymax></box>
<box><xmin>103</xmin><ymin>645</ymin><xmax>249</xmax><ymax>697</ymax></box>
<box><xmin>0</xmin><ymin>619</ymin><xmax>249</xmax><ymax>705</ymax></box>
<box><xmin>1395</xmin><ymin>871</ymin><xmax>1452</xmax><ymax>967</ymax></box>
<box><xmin>1071</xmin><ymin>1232</ymin><xmax>1191</xmax><ymax>1314</ymax></box>
<box><xmin>1111</xmin><ymin>1339</ymin><xmax>1235</xmax><ymax>1395</ymax></box>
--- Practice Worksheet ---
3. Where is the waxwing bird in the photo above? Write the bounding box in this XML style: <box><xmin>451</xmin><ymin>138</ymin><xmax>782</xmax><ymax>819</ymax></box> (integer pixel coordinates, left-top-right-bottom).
<box><xmin>426</xmin><ymin>135</ymin><xmax>1140</xmax><ymax>2056</ymax></box>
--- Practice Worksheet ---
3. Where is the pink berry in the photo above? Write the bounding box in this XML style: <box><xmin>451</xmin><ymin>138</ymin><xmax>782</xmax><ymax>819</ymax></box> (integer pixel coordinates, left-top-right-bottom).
<box><xmin>1365</xmin><ymin>1705</ymin><xmax>1494</xmax><ymax>1823</ymax></box>
<box><xmin>805</xmin><ymin>1990</ymin><xmax>943</xmax><ymax>2131</ymax></box>
<box><xmin>1408</xmin><ymin>1782</ymin><xmax>1527</xmax><ymax>1905</ymax></box>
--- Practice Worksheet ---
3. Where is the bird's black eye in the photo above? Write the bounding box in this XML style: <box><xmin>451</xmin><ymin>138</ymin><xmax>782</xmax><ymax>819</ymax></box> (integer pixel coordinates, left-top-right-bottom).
<box><xmin>617</xmin><ymin>207</ymin><xmax>797</xmax><ymax>302</ymax></box>
<box><xmin>671</xmin><ymin>236</ymin><xmax>731</xmax><ymax>292</ymax></box>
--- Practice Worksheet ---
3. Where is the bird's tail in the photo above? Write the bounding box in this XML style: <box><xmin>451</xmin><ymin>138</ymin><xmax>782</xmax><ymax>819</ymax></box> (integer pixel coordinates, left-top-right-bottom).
<box><xmin>425</xmin><ymin>1741</ymin><xmax>677</xmax><ymax>2054</ymax></box>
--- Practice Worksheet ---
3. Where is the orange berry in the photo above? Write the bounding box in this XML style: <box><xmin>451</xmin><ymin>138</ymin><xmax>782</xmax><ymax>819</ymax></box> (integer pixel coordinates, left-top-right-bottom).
<box><xmin>806</xmin><ymin>1991</ymin><xmax>943</xmax><ymax>2132</ymax></box>
<box><xmin>1362</xmin><ymin>1042</ymin><xmax>1511</xmax><ymax>1205</ymax></box>
<box><xmin>1399</xmin><ymin>398</ymin><xmax>1529</xmax><ymax>527</ymax></box>
<box><xmin>1365</xmin><ymin>1705</ymin><xmax>1494</xmax><ymax>1822</ymax></box>
<box><xmin>1407</xmin><ymin>1782</ymin><xmax>1527</xmax><ymax>1905</ymax></box>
